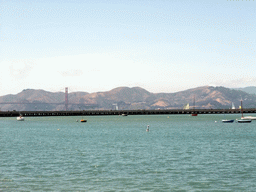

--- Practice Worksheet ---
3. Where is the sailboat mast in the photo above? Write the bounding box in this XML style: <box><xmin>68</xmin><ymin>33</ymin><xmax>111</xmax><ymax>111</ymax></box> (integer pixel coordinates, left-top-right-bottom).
<box><xmin>191</xmin><ymin>95</ymin><xmax>198</xmax><ymax>116</ymax></box>
<box><xmin>241</xmin><ymin>100</ymin><xmax>243</xmax><ymax>117</ymax></box>
<box><xmin>193</xmin><ymin>96</ymin><xmax>195</xmax><ymax>110</ymax></box>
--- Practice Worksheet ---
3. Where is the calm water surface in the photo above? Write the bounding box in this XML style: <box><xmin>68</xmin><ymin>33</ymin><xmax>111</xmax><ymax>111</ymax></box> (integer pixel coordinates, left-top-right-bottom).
<box><xmin>1</xmin><ymin>114</ymin><xmax>256</xmax><ymax>191</ymax></box>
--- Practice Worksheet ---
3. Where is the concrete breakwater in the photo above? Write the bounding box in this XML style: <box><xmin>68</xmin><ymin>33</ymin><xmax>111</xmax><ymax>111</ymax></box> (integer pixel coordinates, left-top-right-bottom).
<box><xmin>1</xmin><ymin>108</ymin><xmax>256</xmax><ymax>117</ymax></box>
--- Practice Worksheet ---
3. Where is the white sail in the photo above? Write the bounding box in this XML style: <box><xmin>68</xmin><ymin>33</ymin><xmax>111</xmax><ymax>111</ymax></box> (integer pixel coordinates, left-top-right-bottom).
<box><xmin>231</xmin><ymin>102</ymin><xmax>235</xmax><ymax>109</ymax></box>
<box><xmin>183</xmin><ymin>103</ymin><xmax>189</xmax><ymax>110</ymax></box>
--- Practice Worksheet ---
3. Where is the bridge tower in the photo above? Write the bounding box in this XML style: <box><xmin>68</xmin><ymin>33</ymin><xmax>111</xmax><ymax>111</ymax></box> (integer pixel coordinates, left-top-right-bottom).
<box><xmin>65</xmin><ymin>87</ymin><xmax>68</xmax><ymax>111</ymax></box>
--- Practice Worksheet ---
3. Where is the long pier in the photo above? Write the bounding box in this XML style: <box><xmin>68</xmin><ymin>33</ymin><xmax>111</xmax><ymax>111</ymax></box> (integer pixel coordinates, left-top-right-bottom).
<box><xmin>1</xmin><ymin>108</ymin><xmax>256</xmax><ymax>117</ymax></box>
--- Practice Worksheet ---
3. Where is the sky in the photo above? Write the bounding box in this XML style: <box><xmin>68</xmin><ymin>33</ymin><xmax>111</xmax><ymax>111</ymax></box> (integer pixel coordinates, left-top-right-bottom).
<box><xmin>0</xmin><ymin>0</ymin><xmax>255</xmax><ymax>96</ymax></box>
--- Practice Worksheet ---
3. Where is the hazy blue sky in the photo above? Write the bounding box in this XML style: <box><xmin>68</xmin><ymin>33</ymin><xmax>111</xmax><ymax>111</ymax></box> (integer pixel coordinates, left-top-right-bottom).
<box><xmin>0</xmin><ymin>0</ymin><xmax>255</xmax><ymax>95</ymax></box>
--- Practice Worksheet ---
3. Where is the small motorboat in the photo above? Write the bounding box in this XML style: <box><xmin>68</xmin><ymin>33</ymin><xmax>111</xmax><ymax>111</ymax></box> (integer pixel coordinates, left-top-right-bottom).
<box><xmin>222</xmin><ymin>119</ymin><xmax>234</xmax><ymax>123</ymax></box>
<box><xmin>80</xmin><ymin>119</ymin><xmax>87</xmax><ymax>123</ymax></box>
<box><xmin>17</xmin><ymin>116</ymin><xmax>24</xmax><ymax>121</ymax></box>
<box><xmin>121</xmin><ymin>114</ymin><xmax>128</xmax><ymax>116</ymax></box>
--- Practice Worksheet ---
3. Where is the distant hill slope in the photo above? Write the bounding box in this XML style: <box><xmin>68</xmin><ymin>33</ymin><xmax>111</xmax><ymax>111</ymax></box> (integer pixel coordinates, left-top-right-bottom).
<box><xmin>0</xmin><ymin>86</ymin><xmax>256</xmax><ymax>111</ymax></box>
<box><xmin>233</xmin><ymin>86</ymin><xmax>256</xmax><ymax>95</ymax></box>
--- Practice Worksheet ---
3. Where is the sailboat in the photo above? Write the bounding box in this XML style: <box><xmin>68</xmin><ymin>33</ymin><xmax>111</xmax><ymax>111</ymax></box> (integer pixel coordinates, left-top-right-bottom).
<box><xmin>222</xmin><ymin>114</ymin><xmax>234</xmax><ymax>123</ymax></box>
<box><xmin>240</xmin><ymin>100</ymin><xmax>256</xmax><ymax>120</ymax></box>
<box><xmin>237</xmin><ymin>100</ymin><xmax>251</xmax><ymax>123</ymax></box>
<box><xmin>191</xmin><ymin>96</ymin><xmax>198</xmax><ymax>116</ymax></box>
<box><xmin>231</xmin><ymin>102</ymin><xmax>235</xmax><ymax>109</ymax></box>
<box><xmin>241</xmin><ymin>116</ymin><xmax>256</xmax><ymax>120</ymax></box>
<box><xmin>222</xmin><ymin>102</ymin><xmax>235</xmax><ymax>123</ymax></box>
<box><xmin>183</xmin><ymin>103</ymin><xmax>189</xmax><ymax>110</ymax></box>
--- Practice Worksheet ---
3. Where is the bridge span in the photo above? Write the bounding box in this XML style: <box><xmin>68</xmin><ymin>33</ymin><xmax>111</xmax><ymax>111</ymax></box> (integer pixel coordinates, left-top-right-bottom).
<box><xmin>1</xmin><ymin>108</ymin><xmax>256</xmax><ymax>117</ymax></box>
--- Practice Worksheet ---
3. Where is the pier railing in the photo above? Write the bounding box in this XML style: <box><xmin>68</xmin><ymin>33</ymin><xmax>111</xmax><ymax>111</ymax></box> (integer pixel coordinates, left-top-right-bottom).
<box><xmin>1</xmin><ymin>108</ymin><xmax>256</xmax><ymax>117</ymax></box>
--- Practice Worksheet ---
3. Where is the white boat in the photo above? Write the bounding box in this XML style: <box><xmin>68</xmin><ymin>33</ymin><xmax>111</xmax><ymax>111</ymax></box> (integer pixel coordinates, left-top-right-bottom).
<box><xmin>237</xmin><ymin>119</ymin><xmax>252</xmax><ymax>123</ymax></box>
<box><xmin>17</xmin><ymin>116</ymin><xmax>24</xmax><ymax>121</ymax></box>
<box><xmin>238</xmin><ymin>99</ymin><xmax>251</xmax><ymax>123</ymax></box>
<box><xmin>241</xmin><ymin>116</ymin><xmax>256</xmax><ymax>120</ymax></box>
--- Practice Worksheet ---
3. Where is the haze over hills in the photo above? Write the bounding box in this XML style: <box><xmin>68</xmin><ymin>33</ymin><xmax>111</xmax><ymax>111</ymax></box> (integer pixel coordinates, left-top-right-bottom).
<box><xmin>232</xmin><ymin>86</ymin><xmax>256</xmax><ymax>95</ymax></box>
<box><xmin>0</xmin><ymin>86</ymin><xmax>256</xmax><ymax>111</ymax></box>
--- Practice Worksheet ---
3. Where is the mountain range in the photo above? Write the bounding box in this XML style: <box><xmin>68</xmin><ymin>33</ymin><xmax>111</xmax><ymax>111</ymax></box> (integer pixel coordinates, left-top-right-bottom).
<box><xmin>0</xmin><ymin>86</ymin><xmax>256</xmax><ymax>111</ymax></box>
<box><xmin>232</xmin><ymin>86</ymin><xmax>256</xmax><ymax>95</ymax></box>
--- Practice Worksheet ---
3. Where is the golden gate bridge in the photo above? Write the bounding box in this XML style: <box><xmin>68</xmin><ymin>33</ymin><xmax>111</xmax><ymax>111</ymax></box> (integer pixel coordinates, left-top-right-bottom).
<box><xmin>0</xmin><ymin>87</ymin><xmax>98</xmax><ymax>111</ymax></box>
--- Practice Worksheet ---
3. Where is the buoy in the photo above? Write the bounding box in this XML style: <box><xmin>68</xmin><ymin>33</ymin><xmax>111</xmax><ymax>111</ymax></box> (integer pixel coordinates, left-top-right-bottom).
<box><xmin>146</xmin><ymin>125</ymin><xmax>149</xmax><ymax>132</ymax></box>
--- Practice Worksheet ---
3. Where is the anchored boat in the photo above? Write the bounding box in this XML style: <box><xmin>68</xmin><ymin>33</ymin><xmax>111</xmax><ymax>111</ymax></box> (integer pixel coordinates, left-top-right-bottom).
<box><xmin>237</xmin><ymin>119</ymin><xmax>251</xmax><ymax>123</ymax></box>
<box><xmin>241</xmin><ymin>116</ymin><xmax>256</xmax><ymax>120</ymax></box>
<box><xmin>222</xmin><ymin>119</ymin><xmax>234</xmax><ymax>123</ymax></box>
<box><xmin>237</xmin><ymin>99</ymin><xmax>251</xmax><ymax>123</ymax></box>
<box><xmin>17</xmin><ymin>115</ymin><xmax>24</xmax><ymax>121</ymax></box>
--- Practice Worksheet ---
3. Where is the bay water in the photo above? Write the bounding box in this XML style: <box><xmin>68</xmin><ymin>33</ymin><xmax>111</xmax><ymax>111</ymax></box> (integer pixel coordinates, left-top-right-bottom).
<box><xmin>1</xmin><ymin>114</ymin><xmax>256</xmax><ymax>191</ymax></box>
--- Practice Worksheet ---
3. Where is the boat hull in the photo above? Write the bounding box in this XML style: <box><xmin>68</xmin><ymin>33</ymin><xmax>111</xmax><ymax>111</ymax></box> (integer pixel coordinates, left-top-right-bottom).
<box><xmin>222</xmin><ymin>120</ymin><xmax>234</xmax><ymax>123</ymax></box>
<box><xmin>237</xmin><ymin>119</ymin><xmax>251</xmax><ymax>123</ymax></box>
<box><xmin>191</xmin><ymin>114</ymin><xmax>198</xmax><ymax>116</ymax></box>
